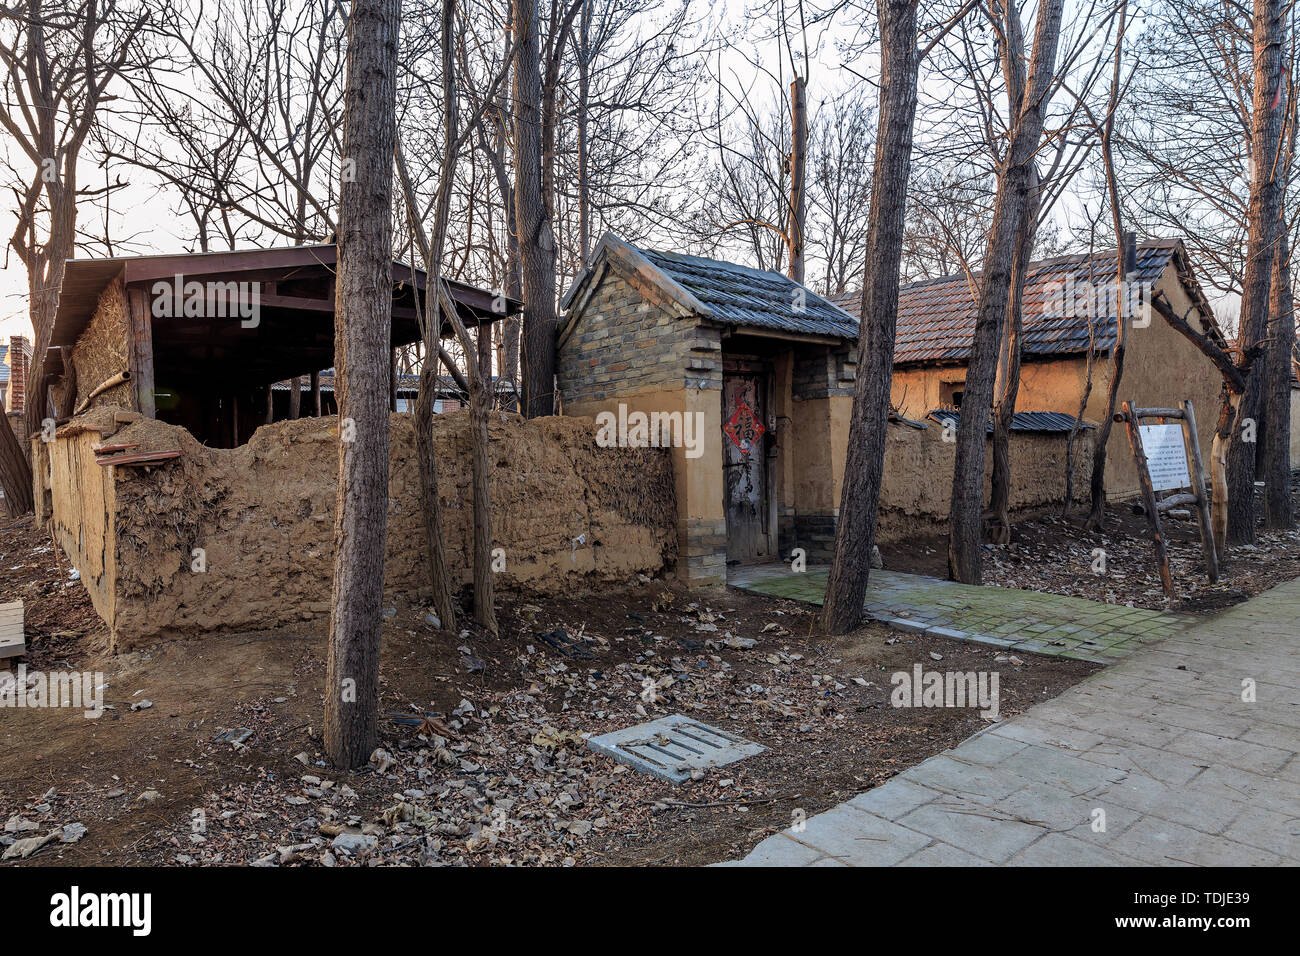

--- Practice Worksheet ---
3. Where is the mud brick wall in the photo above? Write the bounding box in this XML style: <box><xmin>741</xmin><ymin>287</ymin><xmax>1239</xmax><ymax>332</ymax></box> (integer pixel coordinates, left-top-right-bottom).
<box><xmin>44</xmin><ymin>409</ymin><xmax>678</xmax><ymax>649</ymax></box>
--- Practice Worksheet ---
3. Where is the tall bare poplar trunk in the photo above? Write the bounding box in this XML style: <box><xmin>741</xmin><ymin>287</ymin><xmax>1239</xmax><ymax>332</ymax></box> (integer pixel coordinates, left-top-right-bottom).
<box><xmin>989</xmin><ymin>184</ymin><xmax>1038</xmax><ymax>543</ymax></box>
<box><xmin>324</xmin><ymin>0</ymin><xmax>399</xmax><ymax>770</ymax></box>
<box><xmin>1226</xmin><ymin>0</ymin><xmax>1287</xmax><ymax>545</ymax></box>
<box><xmin>820</xmin><ymin>0</ymin><xmax>921</xmax><ymax>635</ymax></box>
<box><xmin>949</xmin><ymin>0</ymin><xmax>1065</xmax><ymax>583</ymax></box>
<box><xmin>1263</xmin><ymin>223</ymin><xmax>1294</xmax><ymax>528</ymax></box>
<box><xmin>1262</xmin><ymin>88</ymin><xmax>1296</xmax><ymax>530</ymax></box>
<box><xmin>513</xmin><ymin>0</ymin><xmax>557</xmax><ymax>417</ymax></box>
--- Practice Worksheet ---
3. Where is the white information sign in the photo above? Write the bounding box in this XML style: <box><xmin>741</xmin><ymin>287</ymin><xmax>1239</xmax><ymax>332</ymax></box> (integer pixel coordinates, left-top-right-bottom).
<box><xmin>1139</xmin><ymin>423</ymin><xmax>1191</xmax><ymax>492</ymax></box>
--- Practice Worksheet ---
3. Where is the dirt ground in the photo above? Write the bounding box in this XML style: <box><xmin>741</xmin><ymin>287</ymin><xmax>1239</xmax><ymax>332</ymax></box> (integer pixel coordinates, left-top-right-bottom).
<box><xmin>884</xmin><ymin>470</ymin><xmax>1300</xmax><ymax>614</ymax></box>
<box><xmin>1</xmin><ymin>512</ymin><xmax>1098</xmax><ymax>867</ymax></box>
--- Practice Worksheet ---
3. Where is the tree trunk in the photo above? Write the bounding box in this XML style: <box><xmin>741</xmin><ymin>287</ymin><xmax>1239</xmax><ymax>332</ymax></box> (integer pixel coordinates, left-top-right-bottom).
<box><xmin>949</xmin><ymin>0</ymin><xmax>1065</xmax><ymax>584</ymax></box>
<box><xmin>788</xmin><ymin>75</ymin><xmax>807</xmax><ymax>285</ymax></box>
<box><xmin>1211</xmin><ymin>391</ymin><xmax>1235</xmax><ymax>551</ymax></box>
<box><xmin>0</xmin><ymin>420</ymin><xmax>32</xmax><ymax>517</ymax></box>
<box><xmin>1262</xmin><ymin>223</ymin><xmax>1294</xmax><ymax>528</ymax></box>
<box><xmin>414</xmin><ymin>350</ymin><xmax>457</xmax><ymax>631</ymax></box>
<box><xmin>1085</xmin><ymin>235</ymin><xmax>1132</xmax><ymax>530</ymax></box>
<box><xmin>513</xmin><ymin>0</ymin><xmax>557</xmax><ymax>417</ymax></box>
<box><xmin>820</xmin><ymin>0</ymin><xmax>921</xmax><ymax>635</ymax></box>
<box><xmin>576</xmin><ymin>0</ymin><xmax>592</xmax><ymax>263</ymax></box>
<box><xmin>324</xmin><ymin>0</ymin><xmax>400</xmax><ymax>770</ymax></box>
<box><xmin>988</xmin><ymin>189</ymin><xmax>1037</xmax><ymax>544</ymax></box>
<box><xmin>468</xmin><ymin>369</ymin><xmax>497</xmax><ymax>633</ymax></box>
<box><xmin>1226</xmin><ymin>0</ymin><xmax>1287</xmax><ymax>545</ymax></box>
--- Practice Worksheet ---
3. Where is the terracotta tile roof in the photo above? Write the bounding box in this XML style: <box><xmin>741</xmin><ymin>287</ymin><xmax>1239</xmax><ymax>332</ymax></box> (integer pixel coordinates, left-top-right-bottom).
<box><xmin>833</xmin><ymin>239</ymin><xmax>1182</xmax><ymax>365</ymax></box>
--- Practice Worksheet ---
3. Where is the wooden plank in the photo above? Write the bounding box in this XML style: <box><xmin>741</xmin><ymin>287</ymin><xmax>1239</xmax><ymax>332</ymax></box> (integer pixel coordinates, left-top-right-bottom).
<box><xmin>1122</xmin><ymin>401</ymin><xmax>1176</xmax><ymax>600</ymax></box>
<box><xmin>96</xmin><ymin>449</ymin><xmax>182</xmax><ymax>467</ymax></box>
<box><xmin>91</xmin><ymin>442</ymin><xmax>141</xmax><ymax>454</ymax></box>
<box><xmin>0</xmin><ymin>600</ymin><xmax>24</xmax><ymax>659</ymax></box>
<box><xmin>1181</xmin><ymin>399</ymin><xmax>1220</xmax><ymax>583</ymax></box>
<box><xmin>127</xmin><ymin>286</ymin><xmax>157</xmax><ymax>419</ymax></box>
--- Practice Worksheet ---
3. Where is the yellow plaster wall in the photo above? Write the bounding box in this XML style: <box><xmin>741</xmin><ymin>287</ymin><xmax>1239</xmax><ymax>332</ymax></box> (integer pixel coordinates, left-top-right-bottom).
<box><xmin>888</xmin><ymin>261</ymin><xmax>1224</xmax><ymax>501</ymax></box>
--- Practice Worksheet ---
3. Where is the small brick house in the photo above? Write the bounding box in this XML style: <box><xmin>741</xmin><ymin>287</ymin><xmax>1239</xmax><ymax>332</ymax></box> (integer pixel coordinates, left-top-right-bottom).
<box><xmin>557</xmin><ymin>233</ymin><xmax>859</xmax><ymax>586</ymax></box>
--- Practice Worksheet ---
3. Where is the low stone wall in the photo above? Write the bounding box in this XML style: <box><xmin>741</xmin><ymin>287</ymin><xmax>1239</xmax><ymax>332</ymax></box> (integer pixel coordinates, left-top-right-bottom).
<box><xmin>44</xmin><ymin>408</ymin><xmax>677</xmax><ymax>649</ymax></box>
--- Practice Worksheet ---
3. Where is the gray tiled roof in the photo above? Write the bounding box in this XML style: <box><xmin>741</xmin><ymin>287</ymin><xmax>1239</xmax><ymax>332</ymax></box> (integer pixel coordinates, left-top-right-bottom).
<box><xmin>635</xmin><ymin>247</ymin><xmax>858</xmax><ymax>339</ymax></box>
<box><xmin>928</xmin><ymin>408</ymin><xmax>1095</xmax><ymax>434</ymax></box>
<box><xmin>833</xmin><ymin>240</ymin><xmax>1183</xmax><ymax>364</ymax></box>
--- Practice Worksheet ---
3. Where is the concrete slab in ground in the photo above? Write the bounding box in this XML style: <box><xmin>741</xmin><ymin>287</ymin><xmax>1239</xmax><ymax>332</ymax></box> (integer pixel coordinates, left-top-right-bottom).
<box><xmin>728</xmin><ymin>575</ymin><xmax>1300</xmax><ymax>867</ymax></box>
<box><xmin>730</xmin><ymin>565</ymin><xmax>1189</xmax><ymax>663</ymax></box>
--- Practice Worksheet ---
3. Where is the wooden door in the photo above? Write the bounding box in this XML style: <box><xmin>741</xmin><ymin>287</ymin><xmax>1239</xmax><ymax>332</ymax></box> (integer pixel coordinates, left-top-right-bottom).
<box><xmin>722</xmin><ymin>371</ymin><xmax>768</xmax><ymax>563</ymax></box>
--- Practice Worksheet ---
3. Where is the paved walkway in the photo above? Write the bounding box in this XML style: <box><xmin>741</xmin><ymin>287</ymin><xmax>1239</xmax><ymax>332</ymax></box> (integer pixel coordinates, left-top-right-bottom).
<box><xmin>730</xmin><ymin>565</ymin><xmax>1189</xmax><ymax>663</ymax></box>
<box><xmin>728</xmin><ymin>575</ymin><xmax>1300</xmax><ymax>866</ymax></box>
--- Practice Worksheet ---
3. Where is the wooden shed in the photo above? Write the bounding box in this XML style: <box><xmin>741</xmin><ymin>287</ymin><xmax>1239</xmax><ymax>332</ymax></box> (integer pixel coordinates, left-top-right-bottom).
<box><xmin>44</xmin><ymin>245</ymin><xmax>519</xmax><ymax>447</ymax></box>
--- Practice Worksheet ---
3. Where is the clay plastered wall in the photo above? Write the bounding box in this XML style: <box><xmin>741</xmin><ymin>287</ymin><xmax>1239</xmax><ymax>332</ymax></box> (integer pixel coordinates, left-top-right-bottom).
<box><xmin>76</xmin><ymin>411</ymin><xmax>675</xmax><ymax>648</ymax></box>
<box><xmin>888</xmin><ymin>263</ymin><xmax>1222</xmax><ymax>502</ymax></box>
<box><xmin>875</xmin><ymin>421</ymin><xmax>1094</xmax><ymax>542</ymax></box>
<box><xmin>1092</xmin><ymin>262</ymin><xmax>1222</xmax><ymax>499</ymax></box>
<box><xmin>72</xmin><ymin>274</ymin><xmax>135</xmax><ymax>412</ymax></box>
<box><xmin>45</xmin><ymin>424</ymin><xmax>117</xmax><ymax>625</ymax></box>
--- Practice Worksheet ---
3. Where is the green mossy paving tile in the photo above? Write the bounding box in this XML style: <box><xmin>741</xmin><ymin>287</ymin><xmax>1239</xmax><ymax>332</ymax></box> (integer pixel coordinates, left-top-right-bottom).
<box><xmin>731</xmin><ymin>565</ymin><xmax>1188</xmax><ymax>662</ymax></box>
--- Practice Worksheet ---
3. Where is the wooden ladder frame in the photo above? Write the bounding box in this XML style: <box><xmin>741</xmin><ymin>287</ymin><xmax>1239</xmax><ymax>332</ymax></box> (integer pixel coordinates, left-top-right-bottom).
<box><xmin>1115</xmin><ymin>399</ymin><xmax>1218</xmax><ymax>600</ymax></box>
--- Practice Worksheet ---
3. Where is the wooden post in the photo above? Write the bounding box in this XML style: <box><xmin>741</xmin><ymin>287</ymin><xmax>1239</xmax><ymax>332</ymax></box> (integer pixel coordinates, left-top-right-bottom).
<box><xmin>126</xmin><ymin>287</ymin><xmax>157</xmax><ymax>419</ymax></box>
<box><xmin>1180</xmin><ymin>399</ymin><xmax>1219</xmax><ymax>583</ymax></box>
<box><xmin>311</xmin><ymin>370</ymin><xmax>322</xmax><ymax>416</ymax></box>
<box><xmin>1120</xmin><ymin>400</ymin><xmax>1176</xmax><ymax>599</ymax></box>
<box><xmin>265</xmin><ymin>385</ymin><xmax>274</xmax><ymax>425</ymax></box>
<box><xmin>390</xmin><ymin>348</ymin><xmax>398</xmax><ymax>412</ymax></box>
<box><xmin>788</xmin><ymin>75</ymin><xmax>807</xmax><ymax>285</ymax></box>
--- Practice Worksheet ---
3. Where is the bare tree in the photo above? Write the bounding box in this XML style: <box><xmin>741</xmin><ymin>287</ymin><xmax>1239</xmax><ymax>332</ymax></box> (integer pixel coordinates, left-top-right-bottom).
<box><xmin>820</xmin><ymin>0</ymin><xmax>922</xmax><ymax>634</ymax></box>
<box><xmin>948</xmin><ymin>0</ymin><xmax>1065</xmax><ymax>584</ymax></box>
<box><xmin>0</xmin><ymin>0</ymin><xmax>145</xmax><ymax>512</ymax></box>
<box><xmin>1261</xmin><ymin>25</ymin><xmax>1296</xmax><ymax>530</ymax></box>
<box><xmin>513</xmin><ymin>0</ymin><xmax>557</xmax><ymax>416</ymax></box>
<box><xmin>324</xmin><ymin>0</ymin><xmax>400</xmax><ymax>770</ymax></box>
<box><xmin>1223</xmin><ymin>0</ymin><xmax>1288</xmax><ymax>545</ymax></box>
<box><xmin>111</xmin><ymin>0</ymin><xmax>344</xmax><ymax>249</ymax></box>
<box><xmin>1081</xmin><ymin>0</ymin><xmax>1130</xmax><ymax>530</ymax></box>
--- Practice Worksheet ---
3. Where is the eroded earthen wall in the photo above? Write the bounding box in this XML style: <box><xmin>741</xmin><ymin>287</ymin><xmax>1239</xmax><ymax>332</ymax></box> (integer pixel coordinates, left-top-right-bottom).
<box><xmin>874</xmin><ymin>420</ymin><xmax>1094</xmax><ymax>543</ymax></box>
<box><xmin>50</xmin><ymin>410</ymin><xmax>676</xmax><ymax>648</ymax></box>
